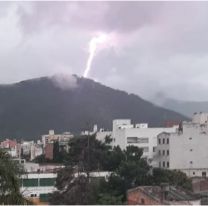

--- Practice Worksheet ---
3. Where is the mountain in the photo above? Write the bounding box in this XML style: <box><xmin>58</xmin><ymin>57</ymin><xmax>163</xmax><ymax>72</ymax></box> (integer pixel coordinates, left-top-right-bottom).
<box><xmin>0</xmin><ymin>75</ymin><xmax>188</xmax><ymax>140</ymax></box>
<box><xmin>160</xmin><ymin>98</ymin><xmax>208</xmax><ymax>118</ymax></box>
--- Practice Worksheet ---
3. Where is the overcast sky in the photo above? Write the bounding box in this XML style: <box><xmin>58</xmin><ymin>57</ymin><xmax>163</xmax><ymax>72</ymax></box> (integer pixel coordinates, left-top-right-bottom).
<box><xmin>1</xmin><ymin>1</ymin><xmax>208</xmax><ymax>101</ymax></box>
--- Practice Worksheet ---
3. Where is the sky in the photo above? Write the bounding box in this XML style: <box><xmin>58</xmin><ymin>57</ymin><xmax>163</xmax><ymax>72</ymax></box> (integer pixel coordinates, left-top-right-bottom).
<box><xmin>1</xmin><ymin>1</ymin><xmax>208</xmax><ymax>102</ymax></box>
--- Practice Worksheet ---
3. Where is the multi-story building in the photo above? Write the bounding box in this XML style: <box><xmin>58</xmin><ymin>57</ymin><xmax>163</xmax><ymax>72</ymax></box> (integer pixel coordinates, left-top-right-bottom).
<box><xmin>42</xmin><ymin>130</ymin><xmax>73</xmax><ymax>160</ymax></box>
<box><xmin>20</xmin><ymin>140</ymin><xmax>43</xmax><ymax>161</ymax></box>
<box><xmin>18</xmin><ymin>160</ymin><xmax>64</xmax><ymax>204</ymax></box>
<box><xmin>20</xmin><ymin>172</ymin><xmax>57</xmax><ymax>203</ymax></box>
<box><xmin>0</xmin><ymin>139</ymin><xmax>20</xmax><ymax>157</ymax></box>
<box><xmin>113</xmin><ymin>120</ymin><xmax>177</xmax><ymax>163</ymax></box>
<box><xmin>45</xmin><ymin>143</ymin><xmax>54</xmax><ymax>160</ymax></box>
<box><xmin>96</xmin><ymin>119</ymin><xmax>178</xmax><ymax>164</ymax></box>
<box><xmin>42</xmin><ymin>130</ymin><xmax>73</xmax><ymax>147</ymax></box>
<box><xmin>30</xmin><ymin>143</ymin><xmax>43</xmax><ymax>160</ymax></box>
<box><xmin>155</xmin><ymin>112</ymin><xmax>208</xmax><ymax>177</ymax></box>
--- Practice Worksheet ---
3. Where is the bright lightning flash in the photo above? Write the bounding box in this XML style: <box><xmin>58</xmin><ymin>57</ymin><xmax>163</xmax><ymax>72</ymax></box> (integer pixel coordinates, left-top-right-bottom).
<box><xmin>83</xmin><ymin>33</ymin><xmax>110</xmax><ymax>78</ymax></box>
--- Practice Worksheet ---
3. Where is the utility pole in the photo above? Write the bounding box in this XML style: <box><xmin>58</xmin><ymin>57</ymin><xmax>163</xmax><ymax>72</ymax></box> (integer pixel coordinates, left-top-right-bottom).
<box><xmin>87</xmin><ymin>132</ymin><xmax>90</xmax><ymax>182</ymax></box>
<box><xmin>84</xmin><ymin>121</ymin><xmax>91</xmax><ymax>182</ymax></box>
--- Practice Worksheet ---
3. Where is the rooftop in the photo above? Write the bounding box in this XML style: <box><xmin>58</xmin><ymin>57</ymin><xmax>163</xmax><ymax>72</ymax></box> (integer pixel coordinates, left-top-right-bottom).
<box><xmin>128</xmin><ymin>185</ymin><xmax>200</xmax><ymax>204</ymax></box>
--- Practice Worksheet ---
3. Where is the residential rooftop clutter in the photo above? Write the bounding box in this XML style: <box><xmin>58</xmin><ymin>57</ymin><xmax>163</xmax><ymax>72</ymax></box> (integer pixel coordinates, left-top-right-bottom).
<box><xmin>42</xmin><ymin>129</ymin><xmax>73</xmax><ymax>147</ymax></box>
<box><xmin>2</xmin><ymin>115</ymin><xmax>208</xmax><ymax>204</ymax></box>
<box><xmin>0</xmin><ymin>129</ymin><xmax>73</xmax><ymax>204</ymax></box>
<box><xmin>155</xmin><ymin>112</ymin><xmax>208</xmax><ymax>177</ymax></box>
<box><xmin>127</xmin><ymin>184</ymin><xmax>201</xmax><ymax>205</ymax></box>
<box><xmin>42</xmin><ymin>130</ymin><xmax>73</xmax><ymax>160</ymax></box>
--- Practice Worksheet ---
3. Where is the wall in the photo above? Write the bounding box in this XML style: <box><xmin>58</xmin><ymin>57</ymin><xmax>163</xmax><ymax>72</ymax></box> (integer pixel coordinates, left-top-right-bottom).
<box><xmin>127</xmin><ymin>189</ymin><xmax>160</xmax><ymax>205</ymax></box>
<box><xmin>156</xmin><ymin>132</ymin><xmax>170</xmax><ymax>169</ymax></box>
<box><xmin>20</xmin><ymin>173</ymin><xmax>57</xmax><ymax>198</ymax></box>
<box><xmin>112</xmin><ymin>119</ymin><xmax>176</xmax><ymax>162</ymax></box>
<box><xmin>155</xmin><ymin>120</ymin><xmax>208</xmax><ymax>177</ymax></box>
<box><xmin>45</xmin><ymin>143</ymin><xmax>54</xmax><ymax>160</ymax></box>
<box><xmin>169</xmin><ymin>124</ymin><xmax>208</xmax><ymax>177</ymax></box>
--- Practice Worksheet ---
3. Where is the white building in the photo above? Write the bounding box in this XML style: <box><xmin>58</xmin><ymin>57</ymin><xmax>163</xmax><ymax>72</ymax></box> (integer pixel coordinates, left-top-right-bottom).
<box><xmin>96</xmin><ymin>119</ymin><xmax>177</xmax><ymax>164</ymax></box>
<box><xmin>20</xmin><ymin>172</ymin><xmax>57</xmax><ymax>202</ymax></box>
<box><xmin>155</xmin><ymin>112</ymin><xmax>208</xmax><ymax>177</ymax></box>
<box><xmin>96</xmin><ymin>129</ymin><xmax>112</xmax><ymax>143</ymax></box>
<box><xmin>30</xmin><ymin>143</ymin><xmax>43</xmax><ymax>160</ymax></box>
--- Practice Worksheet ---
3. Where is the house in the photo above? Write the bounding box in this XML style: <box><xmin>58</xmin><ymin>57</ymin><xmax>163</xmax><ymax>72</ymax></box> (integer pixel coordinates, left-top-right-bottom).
<box><xmin>127</xmin><ymin>184</ymin><xmax>200</xmax><ymax>205</ymax></box>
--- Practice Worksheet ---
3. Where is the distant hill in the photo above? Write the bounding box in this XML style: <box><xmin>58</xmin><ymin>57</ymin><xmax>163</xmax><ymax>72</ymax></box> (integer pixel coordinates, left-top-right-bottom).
<box><xmin>161</xmin><ymin>98</ymin><xmax>208</xmax><ymax>118</ymax></box>
<box><xmin>0</xmin><ymin>75</ymin><xmax>188</xmax><ymax>140</ymax></box>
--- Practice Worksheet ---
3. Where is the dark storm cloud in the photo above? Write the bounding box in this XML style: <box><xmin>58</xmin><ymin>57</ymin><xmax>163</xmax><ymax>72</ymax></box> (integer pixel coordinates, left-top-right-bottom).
<box><xmin>16</xmin><ymin>2</ymin><xmax>164</xmax><ymax>33</ymax></box>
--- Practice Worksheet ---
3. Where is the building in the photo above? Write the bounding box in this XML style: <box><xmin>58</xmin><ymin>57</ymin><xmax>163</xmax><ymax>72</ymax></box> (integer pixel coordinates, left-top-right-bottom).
<box><xmin>155</xmin><ymin>112</ymin><xmax>208</xmax><ymax>177</ymax></box>
<box><xmin>98</xmin><ymin>119</ymin><xmax>177</xmax><ymax>164</ymax></box>
<box><xmin>18</xmin><ymin>160</ymin><xmax>64</xmax><ymax>204</ymax></box>
<box><xmin>42</xmin><ymin>130</ymin><xmax>73</xmax><ymax>147</ymax></box>
<box><xmin>30</xmin><ymin>143</ymin><xmax>43</xmax><ymax>161</ymax></box>
<box><xmin>45</xmin><ymin>143</ymin><xmax>54</xmax><ymax>160</ymax></box>
<box><xmin>20</xmin><ymin>172</ymin><xmax>57</xmax><ymax>203</ymax></box>
<box><xmin>0</xmin><ymin>139</ymin><xmax>19</xmax><ymax>157</ymax></box>
<box><xmin>127</xmin><ymin>185</ymin><xmax>200</xmax><ymax>205</ymax></box>
<box><xmin>96</xmin><ymin>129</ymin><xmax>112</xmax><ymax>143</ymax></box>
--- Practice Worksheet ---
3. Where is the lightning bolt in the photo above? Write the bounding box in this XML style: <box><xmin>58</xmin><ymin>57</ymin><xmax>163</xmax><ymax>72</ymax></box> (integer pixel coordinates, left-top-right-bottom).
<box><xmin>83</xmin><ymin>33</ymin><xmax>108</xmax><ymax>78</ymax></box>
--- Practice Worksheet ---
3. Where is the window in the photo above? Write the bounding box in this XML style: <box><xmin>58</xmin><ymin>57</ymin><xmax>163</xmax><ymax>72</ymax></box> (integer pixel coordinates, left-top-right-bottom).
<box><xmin>159</xmin><ymin>162</ymin><xmax>161</xmax><ymax>168</ymax></box>
<box><xmin>127</xmin><ymin>137</ymin><xmax>148</xmax><ymax>144</ymax></box>
<box><xmin>158</xmin><ymin>139</ymin><xmax>161</xmax><ymax>144</ymax></box>
<box><xmin>22</xmin><ymin>178</ymin><xmax>38</xmax><ymax>187</ymax></box>
<box><xmin>163</xmin><ymin>161</ymin><xmax>165</xmax><ymax>167</ymax></box>
<box><xmin>167</xmin><ymin>150</ymin><xmax>169</xmax><ymax>156</ymax></box>
<box><xmin>141</xmin><ymin>198</ymin><xmax>145</xmax><ymax>204</ymax></box>
<box><xmin>163</xmin><ymin>150</ymin><xmax>165</xmax><ymax>155</ymax></box>
<box><xmin>193</xmin><ymin>172</ymin><xmax>195</xmax><ymax>175</ymax></box>
<box><xmin>167</xmin><ymin>138</ymin><xmax>169</xmax><ymax>144</ymax></box>
<box><xmin>153</xmin><ymin>147</ymin><xmax>156</xmax><ymax>152</ymax></box>
<box><xmin>39</xmin><ymin>178</ymin><xmax>56</xmax><ymax>187</ymax></box>
<box><xmin>190</xmin><ymin>161</ymin><xmax>193</xmax><ymax>164</ymax></box>
<box><xmin>190</xmin><ymin>149</ymin><xmax>193</xmax><ymax>152</ymax></box>
<box><xmin>189</xmin><ymin>137</ymin><xmax>192</xmax><ymax>140</ymax></box>
<box><xmin>167</xmin><ymin>161</ymin><xmax>169</xmax><ymax>168</ymax></box>
<box><xmin>159</xmin><ymin>150</ymin><xmax>161</xmax><ymax>155</ymax></box>
<box><xmin>202</xmin><ymin>172</ymin><xmax>206</xmax><ymax>178</ymax></box>
<box><xmin>127</xmin><ymin>137</ymin><xmax>137</xmax><ymax>143</ymax></box>
<box><xmin>140</xmin><ymin>138</ymin><xmax>149</xmax><ymax>143</ymax></box>
<box><xmin>163</xmin><ymin>139</ymin><xmax>165</xmax><ymax>144</ymax></box>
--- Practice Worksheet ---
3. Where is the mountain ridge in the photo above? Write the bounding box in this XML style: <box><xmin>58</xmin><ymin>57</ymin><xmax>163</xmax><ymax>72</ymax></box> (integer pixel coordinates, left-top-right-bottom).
<box><xmin>0</xmin><ymin>75</ymin><xmax>188</xmax><ymax>140</ymax></box>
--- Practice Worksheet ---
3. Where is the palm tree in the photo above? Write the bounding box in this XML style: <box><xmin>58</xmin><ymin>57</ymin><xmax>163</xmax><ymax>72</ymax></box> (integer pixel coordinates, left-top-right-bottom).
<box><xmin>0</xmin><ymin>148</ymin><xmax>28</xmax><ymax>204</ymax></box>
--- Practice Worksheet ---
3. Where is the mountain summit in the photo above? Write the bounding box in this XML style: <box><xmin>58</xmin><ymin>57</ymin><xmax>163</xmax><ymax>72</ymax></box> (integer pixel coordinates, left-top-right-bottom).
<box><xmin>0</xmin><ymin>75</ymin><xmax>188</xmax><ymax>139</ymax></box>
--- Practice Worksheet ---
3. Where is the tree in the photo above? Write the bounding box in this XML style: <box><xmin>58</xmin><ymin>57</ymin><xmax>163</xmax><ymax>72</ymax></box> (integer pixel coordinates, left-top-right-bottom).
<box><xmin>66</xmin><ymin>134</ymin><xmax>109</xmax><ymax>172</ymax></box>
<box><xmin>0</xmin><ymin>149</ymin><xmax>28</xmax><ymax>204</ymax></box>
<box><xmin>49</xmin><ymin>167</ymin><xmax>98</xmax><ymax>205</ymax></box>
<box><xmin>151</xmin><ymin>168</ymin><xmax>192</xmax><ymax>191</ymax></box>
<box><xmin>49</xmin><ymin>135</ymin><xmax>192</xmax><ymax>205</ymax></box>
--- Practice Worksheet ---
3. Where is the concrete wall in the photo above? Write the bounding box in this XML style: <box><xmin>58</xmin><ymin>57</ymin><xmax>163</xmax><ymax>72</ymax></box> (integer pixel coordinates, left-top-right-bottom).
<box><xmin>156</xmin><ymin>120</ymin><xmax>208</xmax><ymax>177</ymax></box>
<box><xmin>112</xmin><ymin>119</ymin><xmax>177</xmax><ymax>162</ymax></box>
